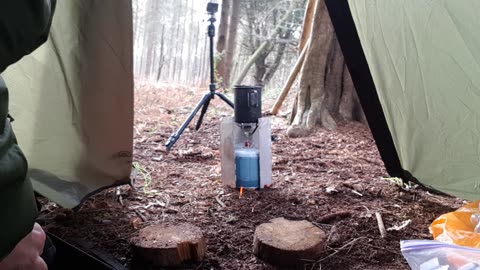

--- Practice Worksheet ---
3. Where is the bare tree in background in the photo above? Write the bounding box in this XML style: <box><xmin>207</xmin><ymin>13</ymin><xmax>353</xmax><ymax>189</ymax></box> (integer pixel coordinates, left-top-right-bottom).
<box><xmin>216</xmin><ymin>0</ymin><xmax>231</xmax><ymax>85</ymax></box>
<box><xmin>232</xmin><ymin>0</ymin><xmax>303</xmax><ymax>87</ymax></box>
<box><xmin>141</xmin><ymin>0</ymin><xmax>158</xmax><ymax>79</ymax></box>
<box><xmin>223</xmin><ymin>0</ymin><xmax>241</xmax><ymax>88</ymax></box>
<box><xmin>133</xmin><ymin>0</ymin><xmax>210</xmax><ymax>85</ymax></box>
<box><xmin>156</xmin><ymin>25</ymin><xmax>166</xmax><ymax>81</ymax></box>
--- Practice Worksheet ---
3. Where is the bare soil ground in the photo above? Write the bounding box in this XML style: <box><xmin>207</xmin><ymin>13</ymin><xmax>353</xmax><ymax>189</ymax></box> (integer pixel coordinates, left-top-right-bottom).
<box><xmin>39</xmin><ymin>83</ymin><xmax>463</xmax><ymax>270</ymax></box>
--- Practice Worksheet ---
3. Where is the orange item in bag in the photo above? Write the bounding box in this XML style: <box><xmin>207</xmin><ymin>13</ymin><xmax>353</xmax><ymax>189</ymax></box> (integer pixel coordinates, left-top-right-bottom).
<box><xmin>430</xmin><ymin>200</ymin><xmax>480</xmax><ymax>248</ymax></box>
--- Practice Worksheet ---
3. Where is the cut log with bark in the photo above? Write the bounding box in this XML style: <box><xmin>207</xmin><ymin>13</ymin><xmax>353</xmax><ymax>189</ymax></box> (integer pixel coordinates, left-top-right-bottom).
<box><xmin>253</xmin><ymin>218</ymin><xmax>326</xmax><ymax>268</ymax></box>
<box><xmin>130</xmin><ymin>223</ymin><xmax>206</xmax><ymax>268</ymax></box>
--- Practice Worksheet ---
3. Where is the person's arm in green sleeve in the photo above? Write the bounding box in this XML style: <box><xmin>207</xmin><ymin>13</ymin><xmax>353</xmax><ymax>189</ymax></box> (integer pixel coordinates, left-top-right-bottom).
<box><xmin>0</xmin><ymin>0</ymin><xmax>56</xmax><ymax>73</ymax></box>
<box><xmin>0</xmin><ymin>0</ymin><xmax>56</xmax><ymax>267</ymax></box>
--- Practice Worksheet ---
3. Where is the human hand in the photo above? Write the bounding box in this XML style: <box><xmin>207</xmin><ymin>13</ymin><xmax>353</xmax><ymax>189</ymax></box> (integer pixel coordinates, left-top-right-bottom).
<box><xmin>0</xmin><ymin>223</ymin><xmax>47</xmax><ymax>270</ymax></box>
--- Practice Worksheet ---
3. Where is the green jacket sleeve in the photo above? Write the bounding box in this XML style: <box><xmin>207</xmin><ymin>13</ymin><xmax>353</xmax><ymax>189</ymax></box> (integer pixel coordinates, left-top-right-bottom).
<box><xmin>0</xmin><ymin>0</ymin><xmax>56</xmax><ymax>73</ymax></box>
<box><xmin>0</xmin><ymin>0</ymin><xmax>56</xmax><ymax>259</ymax></box>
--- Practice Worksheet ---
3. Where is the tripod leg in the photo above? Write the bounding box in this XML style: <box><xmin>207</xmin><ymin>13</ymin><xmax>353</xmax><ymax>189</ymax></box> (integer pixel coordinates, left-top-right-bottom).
<box><xmin>165</xmin><ymin>93</ymin><xmax>211</xmax><ymax>151</ymax></box>
<box><xmin>195</xmin><ymin>98</ymin><xmax>211</xmax><ymax>130</ymax></box>
<box><xmin>215</xmin><ymin>92</ymin><xmax>234</xmax><ymax>108</ymax></box>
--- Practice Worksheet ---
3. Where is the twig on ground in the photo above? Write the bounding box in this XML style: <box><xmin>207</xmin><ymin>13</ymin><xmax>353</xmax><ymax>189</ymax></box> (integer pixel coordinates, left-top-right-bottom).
<box><xmin>326</xmin><ymin>225</ymin><xmax>337</xmax><ymax>243</ymax></box>
<box><xmin>317</xmin><ymin>211</ymin><xmax>352</xmax><ymax>224</ymax></box>
<box><xmin>115</xmin><ymin>187</ymin><xmax>121</xmax><ymax>198</ymax></box>
<box><xmin>133</xmin><ymin>209</ymin><xmax>147</xmax><ymax>222</ymax></box>
<box><xmin>215</xmin><ymin>195</ymin><xmax>226</xmax><ymax>208</ymax></box>
<box><xmin>351</xmin><ymin>190</ymin><xmax>363</xmax><ymax>197</ymax></box>
<box><xmin>165</xmin><ymin>207</ymin><xmax>179</xmax><ymax>213</ymax></box>
<box><xmin>375</xmin><ymin>212</ymin><xmax>387</xmax><ymax>238</ymax></box>
<box><xmin>318</xmin><ymin>237</ymin><xmax>368</xmax><ymax>263</ymax></box>
<box><xmin>387</xmin><ymin>219</ymin><xmax>411</xmax><ymax>231</ymax></box>
<box><xmin>362</xmin><ymin>243</ymin><xmax>401</xmax><ymax>255</ymax></box>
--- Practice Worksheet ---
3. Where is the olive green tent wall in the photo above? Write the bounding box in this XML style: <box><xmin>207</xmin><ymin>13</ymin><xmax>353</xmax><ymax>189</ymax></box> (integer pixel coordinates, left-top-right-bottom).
<box><xmin>2</xmin><ymin>1</ymin><xmax>134</xmax><ymax>208</ymax></box>
<box><xmin>327</xmin><ymin>0</ymin><xmax>480</xmax><ymax>200</ymax></box>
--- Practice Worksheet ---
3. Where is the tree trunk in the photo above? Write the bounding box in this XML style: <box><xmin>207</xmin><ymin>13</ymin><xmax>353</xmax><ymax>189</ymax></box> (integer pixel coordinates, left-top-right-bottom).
<box><xmin>191</xmin><ymin>22</ymin><xmax>200</xmax><ymax>84</ymax></box>
<box><xmin>176</xmin><ymin>0</ymin><xmax>188</xmax><ymax>82</ymax></box>
<box><xmin>185</xmin><ymin>0</ymin><xmax>194</xmax><ymax>84</ymax></box>
<box><xmin>177</xmin><ymin>25</ymin><xmax>186</xmax><ymax>82</ymax></box>
<box><xmin>216</xmin><ymin>0</ymin><xmax>231</xmax><ymax>54</ymax></box>
<box><xmin>324</xmin><ymin>36</ymin><xmax>345</xmax><ymax>115</ymax></box>
<box><xmin>254</xmin><ymin>44</ymin><xmax>274</xmax><ymax>85</ymax></box>
<box><xmin>168</xmin><ymin>3</ymin><xmax>179</xmax><ymax>81</ymax></box>
<box><xmin>171</xmin><ymin>21</ymin><xmax>181</xmax><ymax>82</ymax></box>
<box><xmin>142</xmin><ymin>0</ymin><xmax>154</xmax><ymax>78</ymax></box>
<box><xmin>288</xmin><ymin>0</ymin><xmax>365</xmax><ymax>137</ymax></box>
<box><xmin>223</xmin><ymin>0</ymin><xmax>241</xmax><ymax>88</ymax></box>
<box><xmin>156</xmin><ymin>24</ymin><xmax>166</xmax><ymax>81</ymax></box>
<box><xmin>353</xmin><ymin>89</ymin><xmax>367</xmax><ymax>123</ymax></box>
<box><xmin>288</xmin><ymin>0</ymin><xmax>335</xmax><ymax>137</ymax></box>
<box><xmin>263</xmin><ymin>31</ymin><xmax>292</xmax><ymax>86</ymax></box>
<box><xmin>144</xmin><ymin>30</ymin><xmax>154</xmax><ymax>78</ymax></box>
<box><xmin>133</xmin><ymin>0</ymin><xmax>142</xmax><ymax>77</ymax></box>
<box><xmin>232</xmin><ymin>41</ymin><xmax>270</xmax><ymax>87</ymax></box>
<box><xmin>139</xmin><ymin>27</ymin><xmax>147</xmax><ymax>78</ymax></box>
<box><xmin>199</xmin><ymin>34</ymin><xmax>208</xmax><ymax>85</ymax></box>
<box><xmin>339</xmin><ymin>63</ymin><xmax>354</xmax><ymax>121</ymax></box>
<box><xmin>216</xmin><ymin>0</ymin><xmax>231</xmax><ymax>84</ymax></box>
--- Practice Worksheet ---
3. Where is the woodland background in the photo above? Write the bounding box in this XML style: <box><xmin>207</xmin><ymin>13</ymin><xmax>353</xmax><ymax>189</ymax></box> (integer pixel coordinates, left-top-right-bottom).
<box><xmin>38</xmin><ymin>2</ymin><xmax>462</xmax><ymax>269</ymax></box>
<box><xmin>133</xmin><ymin>0</ymin><xmax>365</xmax><ymax>136</ymax></box>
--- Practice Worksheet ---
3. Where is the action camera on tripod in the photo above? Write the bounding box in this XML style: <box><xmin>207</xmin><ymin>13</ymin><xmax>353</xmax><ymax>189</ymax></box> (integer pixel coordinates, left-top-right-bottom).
<box><xmin>165</xmin><ymin>0</ymin><xmax>233</xmax><ymax>151</ymax></box>
<box><xmin>206</xmin><ymin>2</ymin><xmax>219</xmax><ymax>14</ymax></box>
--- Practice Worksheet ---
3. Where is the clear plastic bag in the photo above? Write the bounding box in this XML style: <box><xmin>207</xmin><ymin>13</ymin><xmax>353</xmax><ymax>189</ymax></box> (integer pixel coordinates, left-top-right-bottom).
<box><xmin>401</xmin><ymin>201</ymin><xmax>480</xmax><ymax>269</ymax></box>
<box><xmin>401</xmin><ymin>240</ymin><xmax>480</xmax><ymax>270</ymax></box>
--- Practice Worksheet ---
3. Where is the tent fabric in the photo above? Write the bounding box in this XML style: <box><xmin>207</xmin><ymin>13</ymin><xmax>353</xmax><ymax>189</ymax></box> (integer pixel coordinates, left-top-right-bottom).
<box><xmin>327</xmin><ymin>0</ymin><xmax>480</xmax><ymax>200</ymax></box>
<box><xmin>1</xmin><ymin>0</ymin><xmax>134</xmax><ymax>208</ymax></box>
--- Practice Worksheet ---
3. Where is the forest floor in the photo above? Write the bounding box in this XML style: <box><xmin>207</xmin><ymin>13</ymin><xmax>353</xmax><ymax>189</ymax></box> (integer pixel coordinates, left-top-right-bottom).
<box><xmin>40</xmin><ymin>82</ymin><xmax>463</xmax><ymax>270</ymax></box>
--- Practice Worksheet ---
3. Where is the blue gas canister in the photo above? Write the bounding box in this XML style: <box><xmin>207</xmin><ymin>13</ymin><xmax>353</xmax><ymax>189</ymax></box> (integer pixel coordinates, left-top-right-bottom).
<box><xmin>234</xmin><ymin>148</ymin><xmax>260</xmax><ymax>188</ymax></box>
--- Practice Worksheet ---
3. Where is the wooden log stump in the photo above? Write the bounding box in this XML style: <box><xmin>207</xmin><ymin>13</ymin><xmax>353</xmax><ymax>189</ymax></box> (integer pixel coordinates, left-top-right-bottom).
<box><xmin>253</xmin><ymin>218</ymin><xmax>326</xmax><ymax>268</ymax></box>
<box><xmin>130</xmin><ymin>223</ymin><xmax>206</xmax><ymax>268</ymax></box>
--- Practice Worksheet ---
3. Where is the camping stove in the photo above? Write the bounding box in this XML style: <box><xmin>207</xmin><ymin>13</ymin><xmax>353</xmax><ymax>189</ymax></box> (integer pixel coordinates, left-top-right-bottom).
<box><xmin>220</xmin><ymin>86</ymin><xmax>272</xmax><ymax>189</ymax></box>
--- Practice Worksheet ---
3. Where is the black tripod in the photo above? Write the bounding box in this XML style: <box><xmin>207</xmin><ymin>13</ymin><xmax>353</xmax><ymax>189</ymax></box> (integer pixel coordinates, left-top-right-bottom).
<box><xmin>165</xmin><ymin>7</ymin><xmax>234</xmax><ymax>151</ymax></box>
